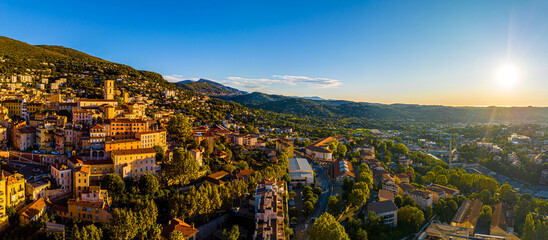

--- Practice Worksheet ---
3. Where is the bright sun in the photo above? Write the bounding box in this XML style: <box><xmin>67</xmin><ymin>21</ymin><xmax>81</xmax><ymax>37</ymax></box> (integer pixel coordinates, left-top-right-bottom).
<box><xmin>496</xmin><ymin>64</ymin><xmax>519</xmax><ymax>87</ymax></box>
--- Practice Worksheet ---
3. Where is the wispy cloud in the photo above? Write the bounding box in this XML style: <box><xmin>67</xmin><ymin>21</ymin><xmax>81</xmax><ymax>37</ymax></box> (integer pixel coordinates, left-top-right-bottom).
<box><xmin>225</xmin><ymin>75</ymin><xmax>342</xmax><ymax>91</ymax></box>
<box><xmin>274</xmin><ymin>75</ymin><xmax>342</xmax><ymax>88</ymax></box>
<box><xmin>163</xmin><ymin>75</ymin><xmax>199</xmax><ymax>82</ymax></box>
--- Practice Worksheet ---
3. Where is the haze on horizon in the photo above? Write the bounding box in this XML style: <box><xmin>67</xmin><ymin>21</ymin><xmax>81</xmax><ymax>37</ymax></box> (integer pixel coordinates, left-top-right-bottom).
<box><xmin>2</xmin><ymin>0</ymin><xmax>548</xmax><ymax>107</ymax></box>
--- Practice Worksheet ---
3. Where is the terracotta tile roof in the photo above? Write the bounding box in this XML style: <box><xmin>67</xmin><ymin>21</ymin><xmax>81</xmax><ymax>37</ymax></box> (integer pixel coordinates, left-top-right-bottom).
<box><xmin>490</xmin><ymin>203</ymin><xmax>507</xmax><ymax>231</ymax></box>
<box><xmin>83</xmin><ymin>158</ymin><xmax>114</xmax><ymax>165</ymax></box>
<box><xmin>431</xmin><ymin>184</ymin><xmax>459</xmax><ymax>196</ymax></box>
<box><xmin>452</xmin><ymin>199</ymin><xmax>483</xmax><ymax>225</ymax></box>
<box><xmin>305</xmin><ymin>145</ymin><xmax>332</xmax><ymax>153</ymax></box>
<box><xmin>162</xmin><ymin>218</ymin><xmax>199</xmax><ymax>239</ymax></box>
<box><xmin>75</xmin><ymin>166</ymin><xmax>90</xmax><ymax>174</ymax></box>
<box><xmin>68</xmin><ymin>156</ymin><xmax>84</xmax><ymax>165</ymax></box>
<box><xmin>379</xmin><ymin>189</ymin><xmax>395</xmax><ymax>201</ymax></box>
<box><xmin>67</xmin><ymin>199</ymin><xmax>106</xmax><ymax>209</ymax></box>
<box><xmin>409</xmin><ymin>189</ymin><xmax>432</xmax><ymax>198</ymax></box>
<box><xmin>111</xmin><ymin>148</ymin><xmax>156</xmax><ymax>155</ymax></box>
<box><xmin>236</xmin><ymin>168</ymin><xmax>255</xmax><ymax>178</ymax></box>
<box><xmin>207</xmin><ymin>171</ymin><xmax>229</xmax><ymax>180</ymax></box>
<box><xmin>18</xmin><ymin>198</ymin><xmax>47</xmax><ymax>220</ymax></box>
<box><xmin>334</xmin><ymin>159</ymin><xmax>355</xmax><ymax>178</ymax></box>
<box><xmin>399</xmin><ymin>183</ymin><xmax>415</xmax><ymax>193</ymax></box>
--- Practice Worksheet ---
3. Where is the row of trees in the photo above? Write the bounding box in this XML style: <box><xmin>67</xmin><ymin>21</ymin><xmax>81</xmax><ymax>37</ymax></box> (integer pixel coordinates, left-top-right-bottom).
<box><xmin>303</xmin><ymin>186</ymin><xmax>322</xmax><ymax>215</ymax></box>
<box><xmin>169</xmin><ymin>180</ymin><xmax>249</xmax><ymax>224</ymax></box>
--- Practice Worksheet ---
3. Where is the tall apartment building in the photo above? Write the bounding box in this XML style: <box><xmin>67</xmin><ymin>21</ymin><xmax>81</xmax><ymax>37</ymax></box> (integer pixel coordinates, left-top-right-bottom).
<box><xmin>253</xmin><ymin>179</ymin><xmax>286</xmax><ymax>240</ymax></box>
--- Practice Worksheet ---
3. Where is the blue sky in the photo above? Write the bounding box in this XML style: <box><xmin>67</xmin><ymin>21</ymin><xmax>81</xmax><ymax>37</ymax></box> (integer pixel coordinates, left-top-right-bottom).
<box><xmin>2</xmin><ymin>0</ymin><xmax>548</xmax><ymax>106</ymax></box>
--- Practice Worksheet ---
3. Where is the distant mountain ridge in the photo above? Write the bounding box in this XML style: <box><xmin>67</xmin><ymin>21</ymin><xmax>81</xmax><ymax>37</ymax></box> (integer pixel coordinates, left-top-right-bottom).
<box><xmin>174</xmin><ymin>78</ymin><xmax>247</xmax><ymax>96</ymax></box>
<box><xmin>218</xmin><ymin>92</ymin><xmax>548</xmax><ymax>123</ymax></box>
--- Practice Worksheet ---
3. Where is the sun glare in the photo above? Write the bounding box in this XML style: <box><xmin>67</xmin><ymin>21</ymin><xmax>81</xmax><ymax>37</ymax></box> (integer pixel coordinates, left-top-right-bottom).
<box><xmin>495</xmin><ymin>64</ymin><xmax>519</xmax><ymax>88</ymax></box>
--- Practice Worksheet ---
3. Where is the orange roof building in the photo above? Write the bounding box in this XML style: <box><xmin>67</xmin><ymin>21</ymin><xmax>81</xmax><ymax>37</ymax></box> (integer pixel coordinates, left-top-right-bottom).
<box><xmin>162</xmin><ymin>218</ymin><xmax>199</xmax><ymax>240</ymax></box>
<box><xmin>18</xmin><ymin>198</ymin><xmax>47</xmax><ymax>224</ymax></box>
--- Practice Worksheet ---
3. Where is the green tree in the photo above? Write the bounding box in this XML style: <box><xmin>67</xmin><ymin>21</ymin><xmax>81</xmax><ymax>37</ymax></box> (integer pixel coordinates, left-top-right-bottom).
<box><xmin>422</xmin><ymin>171</ymin><xmax>436</xmax><ymax>183</ymax></box>
<box><xmin>328</xmin><ymin>196</ymin><xmax>342</xmax><ymax>215</ymax></box>
<box><xmin>223</xmin><ymin>225</ymin><xmax>239</xmax><ymax>240</ymax></box>
<box><xmin>398</xmin><ymin>206</ymin><xmax>425</xmax><ymax>231</ymax></box>
<box><xmin>167</xmin><ymin>114</ymin><xmax>192</xmax><ymax>143</ymax></box>
<box><xmin>201</xmin><ymin>139</ymin><xmax>214</xmax><ymax>157</ymax></box>
<box><xmin>73</xmin><ymin>224</ymin><xmax>103</xmax><ymax>240</ymax></box>
<box><xmin>313</xmin><ymin>187</ymin><xmax>323</xmax><ymax>196</ymax></box>
<box><xmin>522</xmin><ymin>213</ymin><xmax>535</xmax><ymax>240</ymax></box>
<box><xmin>102</xmin><ymin>173</ymin><xmax>125</xmax><ymax>198</ymax></box>
<box><xmin>139</xmin><ymin>173</ymin><xmax>159</xmax><ymax>196</ymax></box>
<box><xmin>307</xmin><ymin>213</ymin><xmax>350</xmax><ymax>240</ymax></box>
<box><xmin>479</xmin><ymin>205</ymin><xmax>492</xmax><ymax>222</ymax></box>
<box><xmin>164</xmin><ymin>147</ymin><xmax>200</xmax><ymax>185</ymax></box>
<box><xmin>109</xmin><ymin>208</ymin><xmax>138</xmax><ymax>240</ymax></box>
<box><xmin>447</xmin><ymin>200</ymin><xmax>458</xmax><ymax>211</ymax></box>
<box><xmin>357</xmin><ymin>164</ymin><xmax>374</xmax><ymax>189</ymax></box>
<box><xmin>328</xmin><ymin>141</ymin><xmax>338</xmax><ymax>152</ymax></box>
<box><xmin>349</xmin><ymin>188</ymin><xmax>368</xmax><ymax>208</ymax></box>
<box><xmin>170</xmin><ymin>231</ymin><xmax>184</xmax><ymax>240</ymax></box>
<box><xmin>284</xmin><ymin>173</ymin><xmax>291</xmax><ymax>183</ymax></box>
<box><xmin>153</xmin><ymin>145</ymin><xmax>165</xmax><ymax>162</ymax></box>
<box><xmin>337</xmin><ymin>145</ymin><xmax>348</xmax><ymax>158</ymax></box>
<box><xmin>435</xmin><ymin>175</ymin><xmax>448</xmax><ymax>185</ymax></box>
<box><xmin>304</xmin><ymin>201</ymin><xmax>315</xmax><ymax>215</ymax></box>
<box><xmin>498</xmin><ymin>184</ymin><xmax>518</xmax><ymax>206</ymax></box>
<box><xmin>354</xmin><ymin>228</ymin><xmax>368</xmax><ymax>240</ymax></box>
<box><xmin>235</xmin><ymin>160</ymin><xmax>249</xmax><ymax>170</ymax></box>
<box><xmin>394</xmin><ymin>195</ymin><xmax>403</xmax><ymax>207</ymax></box>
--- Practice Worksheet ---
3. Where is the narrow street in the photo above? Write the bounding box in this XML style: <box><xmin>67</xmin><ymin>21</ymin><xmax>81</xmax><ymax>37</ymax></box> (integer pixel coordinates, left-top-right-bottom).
<box><xmin>293</xmin><ymin>150</ymin><xmax>333</xmax><ymax>237</ymax></box>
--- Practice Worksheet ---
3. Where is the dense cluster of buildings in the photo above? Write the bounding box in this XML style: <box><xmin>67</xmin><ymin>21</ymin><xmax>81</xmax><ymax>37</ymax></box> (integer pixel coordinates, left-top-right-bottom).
<box><xmin>0</xmin><ymin>79</ymin><xmax>177</xmax><ymax>230</ymax></box>
<box><xmin>0</xmin><ymin>75</ymin><xmax>300</xmax><ymax>239</ymax></box>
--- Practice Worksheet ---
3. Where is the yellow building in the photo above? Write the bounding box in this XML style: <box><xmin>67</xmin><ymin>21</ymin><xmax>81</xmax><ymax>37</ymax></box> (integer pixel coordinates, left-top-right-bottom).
<box><xmin>37</xmin><ymin>126</ymin><xmax>54</xmax><ymax>151</ymax></box>
<box><xmin>67</xmin><ymin>196</ymin><xmax>111</xmax><ymax>223</ymax></box>
<box><xmin>105</xmin><ymin>139</ymin><xmax>141</xmax><ymax>153</ymax></box>
<box><xmin>77</xmin><ymin>99</ymin><xmax>118</xmax><ymax>108</ymax></box>
<box><xmin>73</xmin><ymin>166</ymin><xmax>90</xmax><ymax>198</ymax></box>
<box><xmin>26</xmin><ymin>102</ymin><xmax>45</xmax><ymax>114</ymax></box>
<box><xmin>0</xmin><ymin>172</ymin><xmax>7</xmax><ymax>229</ymax></box>
<box><xmin>50</xmin><ymin>93</ymin><xmax>62</xmax><ymax>103</ymax></box>
<box><xmin>111</xmin><ymin>148</ymin><xmax>159</xmax><ymax>179</ymax></box>
<box><xmin>136</xmin><ymin>130</ymin><xmax>167</xmax><ymax>149</ymax></box>
<box><xmin>0</xmin><ymin>99</ymin><xmax>22</xmax><ymax>117</ymax></box>
<box><xmin>0</xmin><ymin>170</ymin><xmax>26</xmax><ymax>229</ymax></box>
<box><xmin>68</xmin><ymin>157</ymin><xmax>114</xmax><ymax>185</ymax></box>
